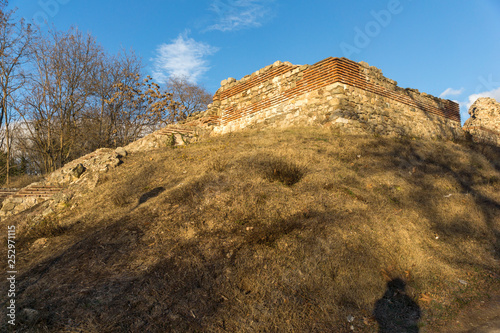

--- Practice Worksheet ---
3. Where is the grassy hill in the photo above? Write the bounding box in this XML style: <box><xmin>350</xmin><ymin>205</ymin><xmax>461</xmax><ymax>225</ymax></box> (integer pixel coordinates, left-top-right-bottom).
<box><xmin>1</xmin><ymin>126</ymin><xmax>500</xmax><ymax>332</ymax></box>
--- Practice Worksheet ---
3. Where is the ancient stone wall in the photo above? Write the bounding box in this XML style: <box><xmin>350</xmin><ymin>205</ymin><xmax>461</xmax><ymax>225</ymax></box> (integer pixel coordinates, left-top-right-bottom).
<box><xmin>206</xmin><ymin>57</ymin><xmax>462</xmax><ymax>139</ymax></box>
<box><xmin>463</xmin><ymin>97</ymin><xmax>500</xmax><ymax>146</ymax></box>
<box><xmin>0</xmin><ymin>185</ymin><xmax>62</xmax><ymax>218</ymax></box>
<box><xmin>0</xmin><ymin>58</ymin><xmax>477</xmax><ymax>219</ymax></box>
<box><xmin>0</xmin><ymin>148</ymin><xmax>123</xmax><ymax>219</ymax></box>
<box><xmin>0</xmin><ymin>124</ymin><xmax>201</xmax><ymax>220</ymax></box>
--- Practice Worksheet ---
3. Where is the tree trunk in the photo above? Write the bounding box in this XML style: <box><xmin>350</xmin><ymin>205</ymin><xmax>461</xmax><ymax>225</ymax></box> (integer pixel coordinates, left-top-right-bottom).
<box><xmin>5</xmin><ymin>112</ymin><xmax>9</xmax><ymax>186</ymax></box>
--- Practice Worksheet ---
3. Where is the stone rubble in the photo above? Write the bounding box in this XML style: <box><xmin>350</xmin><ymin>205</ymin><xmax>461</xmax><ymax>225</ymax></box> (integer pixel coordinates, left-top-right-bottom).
<box><xmin>463</xmin><ymin>97</ymin><xmax>500</xmax><ymax>146</ymax></box>
<box><xmin>0</xmin><ymin>124</ymin><xmax>199</xmax><ymax>219</ymax></box>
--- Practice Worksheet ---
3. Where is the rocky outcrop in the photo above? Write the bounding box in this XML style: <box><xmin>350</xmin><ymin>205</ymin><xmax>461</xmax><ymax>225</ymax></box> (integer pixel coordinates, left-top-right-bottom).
<box><xmin>45</xmin><ymin>148</ymin><xmax>122</xmax><ymax>185</ymax></box>
<box><xmin>463</xmin><ymin>97</ymin><xmax>500</xmax><ymax>146</ymax></box>
<box><xmin>0</xmin><ymin>148</ymin><xmax>123</xmax><ymax>219</ymax></box>
<box><xmin>123</xmin><ymin>125</ymin><xmax>198</xmax><ymax>153</ymax></box>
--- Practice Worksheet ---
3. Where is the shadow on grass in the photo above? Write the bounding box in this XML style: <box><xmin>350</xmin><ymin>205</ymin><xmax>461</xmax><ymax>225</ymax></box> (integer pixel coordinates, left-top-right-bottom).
<box><xmin>138</xmin><ymin>186</ymin><xmax>165</xmax><ymax>205</ymax></box>
<box><xmin>374</xmin><ymin>278</ymin><xmax>421</xmax><ymax>333</ymax></box>
<box><xmin>367</xmin><ymin>139</ymin><xmax>500</xmax><ymax>263</ymax></box>
<box><xmin>4</xmin><ymin>207</ymin><xmax>381</xmax><ymax>332</ymax></box>
<box><xmin>5</xmin><ymin>214</ymin><xmax>225</xmax><ymax>332</ymax></box>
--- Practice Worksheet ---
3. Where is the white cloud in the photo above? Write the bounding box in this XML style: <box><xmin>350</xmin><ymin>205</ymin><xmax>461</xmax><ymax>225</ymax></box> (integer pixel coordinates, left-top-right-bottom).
<box><xmin>439</xmin><ymin>87</ymin><xmax>464</xmax><ymax>98</ymax></box>
<box><xmin>465</xmin><ymin>87</ymin><xmax>500</xmax><ymax>109</ymax></box>
<box><xmin>456</xmin><ymin>87</ymin><xmax>500</xmax><ymax>124</ymax></box>
<box><xmin>206</xmin><ymin>0</ymin><xmax>274</xmax><ymax>32</ymax></box>
<box><xmin>152</xmin><ymin>32</ymin><xmax>218</xmax><ymax>84</ymax></box>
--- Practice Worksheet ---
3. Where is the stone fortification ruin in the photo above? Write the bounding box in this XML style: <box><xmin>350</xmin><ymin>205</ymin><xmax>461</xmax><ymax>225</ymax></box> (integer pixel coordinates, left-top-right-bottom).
<box><xmin>463</xmin><ymin>97</ymin><xmax>500</xmax><ymax>146</ymax></box>
<box><xmin>202</xmin><ymin>57</ymin><xmax>463</xmax><ymax>140</ymax></box>
<box><xmin>2</xmin><ymin>56</ymin><xmax>499</xmax><ymax>220</ymax></box>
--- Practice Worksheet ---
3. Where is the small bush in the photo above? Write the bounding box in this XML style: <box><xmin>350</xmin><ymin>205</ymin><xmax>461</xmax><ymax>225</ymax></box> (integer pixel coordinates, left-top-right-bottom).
<box><xmin>165</xmin><ymin>134</ymin><xmax>176</xmax><ymax>147</ymax></box>
<box><xmin>262</xmin><ymin>157</ymin><xmax>304</xmax><ymax>186</ymax></box>
<box><xmin>20</xmin><ymin>218</ymin><xmax>69</xmax><ymax>244</ymax></box>
<box><xmin>208</xmin><ymin>156</ymin><xmax>228</xmax><ymax>172</ymax></box>
<box><xmin>112</xmin><ymin>186</ymin><xmax>134</xmax><ymax>207</ymax></box>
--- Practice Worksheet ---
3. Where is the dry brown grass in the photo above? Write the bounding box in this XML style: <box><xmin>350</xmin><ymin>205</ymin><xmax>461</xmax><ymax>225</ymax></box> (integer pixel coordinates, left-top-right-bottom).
<box><xmin>17</xmin><ymin>217</ymin><xmax>69</xmax><ymax>244</ymax></box>
<box><xmin>2</xmin><ymin>174</ymin><xmax>42</xmax><ymax>189</ymax></box>
<box><xmin>1</xmin><ymin>126</ymin><xmax>499</xmax><ymax>332</ymax></box>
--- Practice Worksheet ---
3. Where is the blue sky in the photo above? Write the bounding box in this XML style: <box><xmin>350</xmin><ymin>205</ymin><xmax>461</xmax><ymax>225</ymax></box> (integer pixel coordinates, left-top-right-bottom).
<box><xmin>8</xmin><ymin>0</ymin><xmax>500</xmax><ymax>123</ymax></box>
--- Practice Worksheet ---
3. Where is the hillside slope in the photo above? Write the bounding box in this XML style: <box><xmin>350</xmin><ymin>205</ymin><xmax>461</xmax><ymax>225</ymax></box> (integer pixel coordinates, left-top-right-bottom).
<box><xmin>1</xmin><ymin>127</ymin><xmax>500</xmax><ymax>332</ymax></box>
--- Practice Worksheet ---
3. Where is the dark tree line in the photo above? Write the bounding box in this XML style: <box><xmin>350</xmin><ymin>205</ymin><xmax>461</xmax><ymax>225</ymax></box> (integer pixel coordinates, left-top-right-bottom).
<box><xmin>0</xmin><ymin>2</ymin><xmax>212</xmax><ymax>184</ymax></box>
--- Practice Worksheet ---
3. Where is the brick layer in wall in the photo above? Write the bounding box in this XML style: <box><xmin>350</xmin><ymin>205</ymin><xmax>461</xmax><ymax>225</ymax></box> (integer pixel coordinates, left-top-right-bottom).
<box><xmin>219</xmin><ymin>64</ymin><xmax>298</xmax><ymax>101</ymax></box>
<box><xmin>217</xmin><ymin>57</ymin><xmax>460</xmax><ymax>125</ymax></box>
<box><xmin>333</xmin><ymin>59</ymin><xmax>460</xmax><ymax>122</ymax></box>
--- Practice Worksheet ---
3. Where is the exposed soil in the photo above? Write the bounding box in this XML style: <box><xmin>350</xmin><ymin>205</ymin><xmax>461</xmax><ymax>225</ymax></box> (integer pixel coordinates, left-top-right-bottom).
<box><xmin>442</xmin><ymin>293</ymin><xmax>500</xmax><ymax>333</ymax></box>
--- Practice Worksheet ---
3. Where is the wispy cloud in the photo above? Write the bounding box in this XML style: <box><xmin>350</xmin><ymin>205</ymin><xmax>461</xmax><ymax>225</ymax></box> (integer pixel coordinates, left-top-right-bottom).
<box><xmin>151</xmin><ymin>32</ymin><xmax>218</xmax><ymax>84</ymax></box>
<box><xmin>464</xmin><ymin>87</ymin><xmax>500</xmax><ymax>109</ymax></box>
<box><xmin>456</xmin><ymin>87</ymin><xmax>500</xmax><ymax>123</ymax></box>
<box><xmin>439</xmin><ymin>87</ymin><xmax>464</xmax><ymax>99</ymax></box>
<box><xmin>206</xmin><ymin>0</ymin><xmax>275</xmax><ymax>32</ymax></box>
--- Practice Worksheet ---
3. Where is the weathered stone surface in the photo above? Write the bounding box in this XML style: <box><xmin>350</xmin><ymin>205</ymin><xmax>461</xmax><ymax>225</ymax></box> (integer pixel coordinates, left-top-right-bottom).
<box><xmin>199</xmin><ymin>57</ymin><xmax>463</xmax><ymax>141</ymax></box>
<box><xmin>335</xmin><ymin>117</ymin><xmax>350</xmax><ymax>124</ymax></box>
<box><xmin>42</xmin><ymin>207</ymin><xmax>54</xmax><ymax>217</ymax></box>
<box><xmin>463</xmin><ymin>97</ymin><xmax>500</xmax><ymax>146</ymax></box>
<box><xmin>2</xmin><ymin>202</ymin><xmax>15</xmax><ymax>211</ymax></box>
<box><xmin>45</xmin><ymin>148</ymin><xmax>122</xmax><ymax>185</ymax></box>
<box><xmin>115</xmin><ymin>147</ymin><xmax>127</xmax><ymax>157</ymax></box>
<box><xmin>52</xmin><ymin>192</ymin><xmax>72</xmax><ymax>204</ymax></box>
<box><xmin>71</xmin><ymin>163</ymin><xmax>86</xmax><ymax>179</ymax></box>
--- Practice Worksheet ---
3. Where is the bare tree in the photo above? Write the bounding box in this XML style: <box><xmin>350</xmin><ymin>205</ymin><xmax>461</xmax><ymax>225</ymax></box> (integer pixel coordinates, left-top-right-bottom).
<box><xmin>82</xmin><ymin>49</ymin><xmax>143</xmax><ymax>150</ymax></box>
<box><xmin>20</xmin><ymin>27</ymin><xmax>102</xmax><ymax>172</ymax></box>
<box><xmin>17</xmin><ymin>26</ymin><xmax>175</xmax><ymax>174</ymax></box>
<box><xmin>9</xmin><ymin>20</ymin><xmax>194</xmax><ymax>175</ymax></box>
<box><xmin>106</xmin><ymin>73</ymin><xmax>179</xmax><ymax>141</ymax></box>
<box><xmin>165</xmin><ymin>76</ymin><xmax>212</xmax><ymax>122</ymax></box>
<box><xmin>0</xmin><ymin>6</ymin><xmax>32</xmax><ymax>184</ymax></box>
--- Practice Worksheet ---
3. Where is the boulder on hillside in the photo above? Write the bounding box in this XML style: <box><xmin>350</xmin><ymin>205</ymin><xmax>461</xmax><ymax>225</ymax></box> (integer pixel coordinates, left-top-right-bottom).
<box><xmin>71</xmin><ymin>163</ymin><xmax>86</xmax><ymax>179</ymax></box>
<box><xmin>115</xmin><ymin>147</ymin><xmax>127</xmax><ymax>157</ymax></box>
<box><xmin>463</xmin><ymin>97</ymin><xmax>500</xmax><ymax>146</ymax></box>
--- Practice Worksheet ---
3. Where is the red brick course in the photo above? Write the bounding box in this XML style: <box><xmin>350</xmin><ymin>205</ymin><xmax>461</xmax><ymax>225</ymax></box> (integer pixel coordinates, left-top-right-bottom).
<box><xmin>215</xmin><ymin>57</ymin><xmax>460</xmax><ymax>126</ymax></box>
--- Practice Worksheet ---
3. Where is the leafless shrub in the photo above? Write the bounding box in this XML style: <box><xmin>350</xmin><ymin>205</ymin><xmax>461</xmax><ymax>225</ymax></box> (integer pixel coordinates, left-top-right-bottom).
<box><xmin>260</xmin><ymin>156</ymin><xmax>305</xmax><ymax>186</ymax></box>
